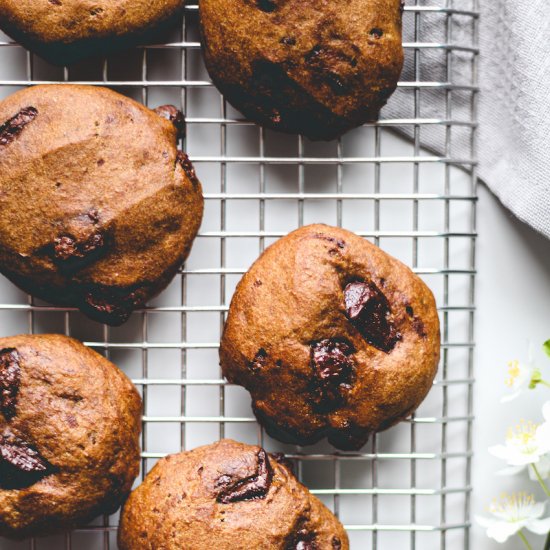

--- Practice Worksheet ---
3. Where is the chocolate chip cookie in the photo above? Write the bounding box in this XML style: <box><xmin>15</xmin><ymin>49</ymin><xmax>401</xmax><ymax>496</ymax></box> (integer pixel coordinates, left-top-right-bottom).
<box><xmin>200</xmin><ymin>0</ymin><xmax>404</xmax><ymax>140</ymax></box>
<box><xmin>0</xmin><ymin>334</ymin><xmax>142</xmax><ymax>538</ymax></box>
<box><xmin>118</xmin><ymin>439</ymin><xmax>348</xmax><ymax>549</ymax></box>
<box><xmin>0</xmin><ymin>84</ymin><xmax>203</xmax><ymax>325</ymax></box>
<box><xmin>220</xmin><ymin>224</ymin><xmax>440</xmax><ymax>450</ymax></box>
<box><xmin>0</xmin><ymin>0</ymin><xmax>185</xmax><ymax>65</ymax></box>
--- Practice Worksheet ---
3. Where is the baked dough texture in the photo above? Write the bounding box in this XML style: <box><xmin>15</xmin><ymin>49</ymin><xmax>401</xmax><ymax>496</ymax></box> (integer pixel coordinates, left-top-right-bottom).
<box><xmin>118</xmin><ymin>439</ymin><xmax>349</xmax><ymax>550</ymax></box>
<box><xmin>0</xmin><ymin>0</ymin><xmax>185</xmax><ymax>64</ymax></box>
<box><xmin>200</xmin><ymin>0</ymin><xmax>404</xmax><ymax>140</ymax></box>
<box><xmin>0</xmin><ymin>84</ymin><xmax>203</xmax><ymax>325</ymax></box>
<box><xmin>0</xmin><ymin>334</ymin><xmax>142</xmax><ymax>538</ymax></box>
<box><xmin>220</xmin><ymin>224</ymin><xmax>440</xmax><ymax>450</ymax></box>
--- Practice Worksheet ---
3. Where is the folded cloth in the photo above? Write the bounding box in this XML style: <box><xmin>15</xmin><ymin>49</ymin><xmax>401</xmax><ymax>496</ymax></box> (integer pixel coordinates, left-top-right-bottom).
<box><xmin>384</xmin><ymin>1</ymin><xmax>550</xmax><ymax>239</ymax></box>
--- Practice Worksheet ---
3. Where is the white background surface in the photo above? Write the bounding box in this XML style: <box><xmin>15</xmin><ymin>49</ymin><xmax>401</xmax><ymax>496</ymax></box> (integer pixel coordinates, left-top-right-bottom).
<box><xmin>472</xmin><ymin>183</ymin><xmax>550</xmax><ymax>550</ymax></box>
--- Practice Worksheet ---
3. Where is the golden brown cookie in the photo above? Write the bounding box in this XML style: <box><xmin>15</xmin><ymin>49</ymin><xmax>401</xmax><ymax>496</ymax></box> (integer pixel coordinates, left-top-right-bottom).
<box><xmin>0</xmin><ymin>85</ymin><xmax>203</xmax><ymax>325</ymax></box>
<box><xmin>118</xmin><ymin>439</ymin><xmax>348</xmax><ymax>550</ymax></box>
<box><xmin>0</xmin><ymin>0</ymin><xmax>185</xmax><ymax>65</ymax></box>
<box><xmin>220</xmin><ymin>224</ymin><xmax>440</xmax><ymax>450</ymax></box>
<box><xmin>0</xmin><ymin>334</ymin><xmax>142</xmax><ymax>539</ymax></box>
<box><xmin>199</xmin><ymin>0</ymin><xmax>404</xmax><ymax>140</ymax></box>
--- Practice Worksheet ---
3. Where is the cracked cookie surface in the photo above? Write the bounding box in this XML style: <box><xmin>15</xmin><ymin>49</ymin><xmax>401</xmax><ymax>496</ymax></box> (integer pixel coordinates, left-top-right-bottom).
<box><xmin>220</xmin><ymin>224</ymin><xmax>440</xmax><ymax>450</ymax></box>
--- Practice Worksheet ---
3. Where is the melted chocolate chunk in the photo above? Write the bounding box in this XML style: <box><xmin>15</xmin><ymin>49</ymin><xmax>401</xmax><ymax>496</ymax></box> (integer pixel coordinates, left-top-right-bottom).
<box><xmin>215</xmin><ymin>449</ymin><xmax>273</xmax><ymax>504</ymax></box>
<box><xmin>332</xmin><ymin>536</ymin><xmax>342</xmax><ymax>549</ymax></box>
<box><xmin>344</xmin><ymin>281</ymin><xmax>401</xmax><ymax>352</ymax></box>
<box><xmin>310</xmin><ymin>339</ymin><xmax>354</xmax><ymax>412</ymax></box>
<box><xmin>256</xmin><ymin>0</ymin><xmax>278</xmax><ymax>12</ymax></box>
<box><xmin>83</xmin><ymin>285</ymin><xmax>145</xmax><ymax>325</ymax></box>
<box><xmin>0</xmin><ymin>432</ymin><xmax>55</xmax><ymax>489</ymax></box>
<box><xmin>176</xmin><ymin>151</ymin><xmax>199</xmax><ymax>186</ymax></box>
<box><xmin>249</xmin><ymin>348</ymin><xmax>267</xmax><ymax>373</ymax></box>
<box><xmin>53</xmin><ymin>232</ymin><xmax>105</xmax><ymax>270</ymax></box>
<box><xmin>0</xmin><ymin>348</ymin><xmax>20</xmax><ymax>420</ymax></box>
<box><xmin>154</xmin><ymin>105</ymin><xmax>186</xmax><ymax>139</ymax></box>
<box><xmin>0</xmin><ymin>107</ymin><xmax>38</xmax><ymax>147</ymax></box>
<box><xmin>369</xmin><ymin>28</ymin><xmax>384</xmax><ymax>39</ymax></box>
<box><xmin>287</xmin><ymin>529</ymin><xmax>318</xmax><ymax>550</ymax></box>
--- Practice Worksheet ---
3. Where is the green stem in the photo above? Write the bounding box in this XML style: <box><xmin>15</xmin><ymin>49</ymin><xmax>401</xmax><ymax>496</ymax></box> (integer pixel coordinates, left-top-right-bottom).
<box><xmin>544</xmin><ymin>531</ymin><xmax>550</xmax><ymax>550</ymax></box>
<box><xmin>531</xmin><ymin>464</ymin><xmax>550</xmax><ymax>498</ymax></box>
<box><xmin>518</xmin><ymin>530</ymin><xmax>534</xmax><ymax>550</ymax></box>
<box><xmin>539</xmin><ymin>380</ymin><xmax>550</xmax><ymax>389</ymax></box>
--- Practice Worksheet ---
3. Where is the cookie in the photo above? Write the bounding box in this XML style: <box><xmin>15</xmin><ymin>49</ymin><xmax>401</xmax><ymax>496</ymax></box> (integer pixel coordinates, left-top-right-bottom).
<box><xmin>0</xmin><ymin>334</ymin><xmax>142</xmax><ymax>538</ymax></box>
<box><xmin>220</xmin><ymin>224</ymin><xmax>440</xmax><ymax>450</ymax></box>
<box><xmin>0</xmin><ymin>0</ymin><xmax>185</xmax><ymax>65</ymax></box>
<box><xmin>200</xmin><ymin>0</ymin><xmax>404</xmax><ymax>140</ymax></box>
<box><xmin>118</xmin><ymin>439</ymin><xmax>348</xmax><ymax>550</ymax></box>
<box><xmin>0</xmin><ymin>84</ymin><xmax>203</xmax><ymax>325</ymax></box>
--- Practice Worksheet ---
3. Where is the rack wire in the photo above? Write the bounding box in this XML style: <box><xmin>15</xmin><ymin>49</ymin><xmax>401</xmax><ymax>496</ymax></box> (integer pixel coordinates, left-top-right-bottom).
<box><xmin>0</xmin><ymin>0</ymin><xmax>478</xmax><ymax>548</ymax></box>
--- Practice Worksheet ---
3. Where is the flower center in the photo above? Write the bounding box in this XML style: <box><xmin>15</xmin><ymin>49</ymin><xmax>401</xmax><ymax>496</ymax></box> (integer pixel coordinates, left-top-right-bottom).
<box><xmin>505</xmin><ymin>360</ymin><xmax>521</xmax><ymax>388</ymax></box>
<box><xmin>506</xmin><ymin>420</ymin><xmax>539</xmax><ymax>453</ymax></box>
<box><xmin>490</xmin><ymin>492</ymin><xmax>537</xmax><ymax>522</ymax></box>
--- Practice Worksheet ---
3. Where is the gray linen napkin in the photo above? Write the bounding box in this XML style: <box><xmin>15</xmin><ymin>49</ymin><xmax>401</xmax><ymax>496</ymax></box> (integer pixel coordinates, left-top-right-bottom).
<box><xmin>384</xmin><ymin>1</ymin><xmax>550</xmax><ymax>239</ymax></box>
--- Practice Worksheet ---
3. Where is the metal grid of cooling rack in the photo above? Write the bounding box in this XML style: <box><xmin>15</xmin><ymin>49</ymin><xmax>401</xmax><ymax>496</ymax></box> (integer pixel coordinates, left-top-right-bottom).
<box><xmin>0</xmin><ymin>0</ymin><xmax>478</xmax><ymax>548</ymax></box>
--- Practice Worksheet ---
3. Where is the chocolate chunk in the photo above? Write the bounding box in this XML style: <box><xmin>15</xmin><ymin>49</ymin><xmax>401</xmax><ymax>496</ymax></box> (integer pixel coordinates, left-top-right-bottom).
<box><xmin>215</xmin><ymin>448</ymin><xmax>273</xmax><ymax>504</ymax></box>
<box><xmin>0</xmin><ymin>348</ymin><xmax>21</xmax><ymax>420</ymax></box>
<box><xmin>53</xmin><ymin>231</ymin><xmax>105</xmax><ymax>270</ymax></box>
<box><xmin>344</xmin><ymin>281</ymin><xmax>401</xmax><ymax>352</ymax></box>
<box><xmin>83</xmin><ymin>285</ymin><xmax>145</xmax><ymax>325</ymax></box>
<box><xmin>0</xmin><ymin>432</ymin><xmax>55</xmax><ymax>489</ymax></box>
<box><xmin>310</xmin><ymin>339</ymin><xmax>354</xmax><ymax>412</ymax></box>
<box><xmin>249</xmin><ymin>348</ymin><xmax>267</xmax><ymax>373</ymax></box>
<box><xmin>176</xmin><ymin>151</ymin><xmax>199</xmax><ymax>187</ymax></box>
<box><xmin>0</xmin><ymin>107</ymin><xmax>38</xmax><ymax>147</ymax></box>
<box><xmin>332</xmin><ymin>536</ymin><xmax>342</xmax><ymax>549</ymax></box>
<box><xmin>154</xmin><ymin>105</ymin><xmax>186</xmax><ymax>139</ymax></box>
<box><xmin>369</xmin><ymin>28</ymin><xmax>384</xmax><ymax>39</ymax></box>
<box><xmin>256</xmin><ymin>0</ymin><xmax>278</xmax><ymax>12</ymax></box>
<box><xmin>287</xmin><ymin>529</ymin><xmax>318</xmax><ymax>550</ymax></box>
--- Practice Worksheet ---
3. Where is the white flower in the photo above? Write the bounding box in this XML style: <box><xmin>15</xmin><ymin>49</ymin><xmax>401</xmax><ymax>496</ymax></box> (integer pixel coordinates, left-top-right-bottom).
<box><xmin>489</xmin><ymin>420</ymin><xmax>550</xmax><ymax>469</ymax></box>
<box><xmin>501</xmin><ymin>359</ymin><xmax>540</xmax><ymax>402</ymax></box>
<box><xmin>536</xmin><ymin>402</ymin><xmax>550</xmax><ymax>445</ymax></box>
<box><xmin>476</xmin><ymin>493</ymin><xmax>550</xmax><ymax>543</ymax></box>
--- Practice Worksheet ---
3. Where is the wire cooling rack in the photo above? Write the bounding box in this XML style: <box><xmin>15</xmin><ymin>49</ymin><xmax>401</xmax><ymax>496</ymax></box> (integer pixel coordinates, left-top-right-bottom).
<box><xmin>0</xmin><ymin>0</ymin><xmax>478</xmax><ymax>548</ymax></box>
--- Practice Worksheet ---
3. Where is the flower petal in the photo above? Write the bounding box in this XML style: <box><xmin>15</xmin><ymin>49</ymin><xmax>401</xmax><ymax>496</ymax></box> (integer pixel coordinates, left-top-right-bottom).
<box><xmin>489</xmin><ymin>445</ymin><xmax>511</xmax><ymax>460</ymax></box>
<box><xmin>526</xmin><ymin>517</ymin><xmax>550</xmax><ymax>535</ymax></box>
<box><xmin>475</xmin><ymin>515</ymin><xmax>496</xmax><ymax>528</ymax></box>
<box><xmin>501</xmin><ymin>391</ymin><xmax>521</xmax><ymax>403</ymax></box>
<box><xmin>486</xmin><ymin>520</ymin><xmax>521</xmax><ymax>543</ymax></box>
<box><xmin>536</xmin><ymin>423</ymin><xmax>550</xmax><ymax>452</ymax></box>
